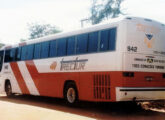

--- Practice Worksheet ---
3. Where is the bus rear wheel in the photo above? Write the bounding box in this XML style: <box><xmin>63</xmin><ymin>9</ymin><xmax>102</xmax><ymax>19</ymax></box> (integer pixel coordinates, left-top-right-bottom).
<box><xmin>5</xmin><ymin>81</ymin><xmax>13</xmax><ymax>97</ymax></box>
<box><xmin>64</xmin><ymin>83</ymin><xmax>78</xmax><ymax>105</ymax></box>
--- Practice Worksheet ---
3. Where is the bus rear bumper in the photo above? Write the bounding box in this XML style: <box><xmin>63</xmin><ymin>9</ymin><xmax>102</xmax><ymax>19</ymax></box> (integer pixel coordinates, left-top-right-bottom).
<box><xmin>116</xmin><ymin>87</ymin><xmax>165</xmax><ymax>101</ymax></box>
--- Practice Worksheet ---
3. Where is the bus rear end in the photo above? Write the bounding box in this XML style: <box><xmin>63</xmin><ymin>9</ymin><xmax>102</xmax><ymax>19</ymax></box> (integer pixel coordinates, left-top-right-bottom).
<box><xmin>116</xmin><ymin>17</ymin><xmax>165</xmax><ymax>101</ymax></box>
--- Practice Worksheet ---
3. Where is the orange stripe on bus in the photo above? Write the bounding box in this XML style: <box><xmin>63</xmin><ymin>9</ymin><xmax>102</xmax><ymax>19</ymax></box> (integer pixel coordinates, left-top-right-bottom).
<box><xmin>25</xmin><ymin>60</ymin><xmax>62</xmax><ymax>97</ymax></box>
<box><xmin>25</xmin><ymin>61</ymin><xmax>41</xmax><ymax>95</ymax></box>
<box><xmin>10</xmin><ymin>62</ymin><xmax>30</xmax><ymax>94</ymax></box>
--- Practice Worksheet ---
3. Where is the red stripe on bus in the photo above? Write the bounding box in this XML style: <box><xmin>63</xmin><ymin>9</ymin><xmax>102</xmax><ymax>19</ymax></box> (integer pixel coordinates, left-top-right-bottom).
<box><xmin>25</xmin><ymin>61</ymin><xmax>41</xmax><ymax>95</ymax></box>
<box><xmin>25</xmin><ymin>60</ymin><xmax>63</xmax><ymax>97</ymax></box>
<box><xmin>10</xmin><ymin>62</ymin><xmax>30</xmax><ymax>94</ymax></box>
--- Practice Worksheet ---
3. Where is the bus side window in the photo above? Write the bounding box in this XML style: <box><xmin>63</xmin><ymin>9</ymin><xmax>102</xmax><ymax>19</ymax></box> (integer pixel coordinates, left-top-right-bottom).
<box><xmin>57</xmin><ymin>38</ymin><xmax>67</xmax><ymax>56</ymax></box>
<box><xmin>21</xmin><ymin>46</ymin><xmax>27</xmax><ymax>60</ymax></box>
<box><xmin>49</xmin><ymin>40</ymin><xmax>57</xmax><ymax>57</ymax></box>
<box><xmin>76</xmin><ymin>34</ymin><xmax>88</xmax><ymax>54</ymax></box>
<box><xmin>0</xmin><ymin>50</ymin><xmax>4</xmax><ymax>71</ymax></box>
<box><xmin>100</xmin><ymin>27</ymin><xmax>117</xmax><ymax>52</ymax></box>
<box><xmin>16</xmin><ymin>47</ymin><xmax>22</xmax><ymax>61</ymax></box>
<box><xmin>34</xmin><ymin>43</ymin><xmax>41</xmax><ymax>59</ymax></box>
<box><xmin>109</xmin><ymin>28</ymin><xmax>116</xmax><ymax>51</ymax></box>
<box><xmin>41</xmin><ymin>41</ymin><xmax>50</xmax><ymax>58</ymax></box>
<box><xmin>67</xmin><ymin>36</ymin><xmax>75</xmax><ymax>55</ymax></box>
<box><xmin>26</xmin><ymin>44</ymin><xmax>34</xmax><ymax>60</ymax></box>
<box><xmin>88</xmin><ymin>31</ymin><xmax>98</xmax><ymax>53</ymax></box>
<box><xmin>10</xmin><ymin>48</ymin><xmax>16</xmax><ymax>62</ymax></box>
<box><xmin>4</xmin><ymin>49</ymin><xmax>10</xmax><ymax>62</ymax></box>
<box><xmin>100</xmin><ymin>30</ymin><xmax>109</xmax><ymax>51</ymax></box>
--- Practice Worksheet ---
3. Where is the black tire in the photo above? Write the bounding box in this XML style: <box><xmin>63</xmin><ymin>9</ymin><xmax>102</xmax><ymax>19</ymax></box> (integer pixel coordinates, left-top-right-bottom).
<box><xmin>64</xmin><ymin>82</ymin><xmax>78</xmax><ymax>105</ymax></box>
<box><xmin>5</xmin><ymin>81</ymin><xmax>13</xmax><ymax>97</ymax></box>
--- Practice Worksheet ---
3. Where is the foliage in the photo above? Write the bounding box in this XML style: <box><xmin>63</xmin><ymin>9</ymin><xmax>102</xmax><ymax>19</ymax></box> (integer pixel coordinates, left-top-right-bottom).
<box><xmin>20</xmin><ymin>38</ymin><xmax>27</xmax><ymax>42</ymax></box>
<box><xmin>28</xmin><ymin>23</ymin><xmax>61</xmax><ymax>39</ymax></box>
<box><xmin>0</xmin><ymin>43</ymin><xmax>4</xmax><ymax>48</ymax></box>
<box><xmin>90</xmin><ymin>0</ymin><xmax>124</xmax><ymax>24</ymax></box>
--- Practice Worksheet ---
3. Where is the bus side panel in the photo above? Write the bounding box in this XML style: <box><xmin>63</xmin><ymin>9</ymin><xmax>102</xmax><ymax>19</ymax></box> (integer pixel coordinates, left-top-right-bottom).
<box><xmin>2</xmin><ymin>59</ymin><xmax>126</xmax><ymax>102</ymax></box>
<box><xmin>79</xmin><ymin>71</ymin><xmax>123</xmax><ymax>102</ymax></box>
<box><xmin>25</xmin><ymin>60</ymin><xmax>81</xmax><ymax>98</ymax></box>
<box><xmin>37</xmin><ymin>72</ymin><xmax>79</xmax><ymax>98</ymax></box>
<box><xmin>79</xmin><ymin>72</ymin><xmax>94</xmax><ymax>101</ymax></box>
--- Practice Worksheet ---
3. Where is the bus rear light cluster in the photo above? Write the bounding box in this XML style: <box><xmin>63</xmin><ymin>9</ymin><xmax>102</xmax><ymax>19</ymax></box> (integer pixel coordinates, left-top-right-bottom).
<box><xmin>123</xmin><ymin>72</ymin><xmax>134</xmax><ymax>77</ymax></box>
<box><xmin>163</xmin><ymin>73</ymin><xmax>165</xmax><ymax>78</ymax></box>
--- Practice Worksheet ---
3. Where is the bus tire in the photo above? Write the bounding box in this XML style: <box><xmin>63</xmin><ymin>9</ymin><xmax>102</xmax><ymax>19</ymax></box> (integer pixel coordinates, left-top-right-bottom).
<box><xmin>64</xmin><ymin>82</ymin><xmax>78</xmax><ymax>105</ymax></box>
<box><xmin>5</xmin><ymin>81</ymin><xmax>13</xmax><ymax>97</ymax></box>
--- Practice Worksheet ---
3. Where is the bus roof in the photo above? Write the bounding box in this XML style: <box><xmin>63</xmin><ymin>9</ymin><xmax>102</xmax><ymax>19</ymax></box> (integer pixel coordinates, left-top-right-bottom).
<box><xmin>2</xmin><ymin>16</ymin><xmax>165</xmax><ymax>50</ymax></box>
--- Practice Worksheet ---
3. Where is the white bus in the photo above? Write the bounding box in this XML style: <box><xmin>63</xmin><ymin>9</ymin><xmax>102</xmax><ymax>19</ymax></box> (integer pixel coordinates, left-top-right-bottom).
<box><xmin>0</xmin><ymin>17</ymin><xmax>165</xmax><ymax>104</ymax></box>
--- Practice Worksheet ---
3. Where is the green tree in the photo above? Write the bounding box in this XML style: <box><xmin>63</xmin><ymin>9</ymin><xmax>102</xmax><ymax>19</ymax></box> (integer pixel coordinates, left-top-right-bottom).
<box><xmin>90</xmin><ymin>0</ymin><xmax>124</xmax><ymax>24</ymax></box>
<box><xmin>28</xmin><ymin>23</ymin><xmax>61</xmax><ymax>39</ymax></box>
<box><xmin>20</xmin><ymin>38</ymin><xmax>27</xmax><ymax>42</ymax></box>
<box><xmin>0</xmin><ymin>43</ymin><xmax>4</xmax><ymax>48</ymax></box>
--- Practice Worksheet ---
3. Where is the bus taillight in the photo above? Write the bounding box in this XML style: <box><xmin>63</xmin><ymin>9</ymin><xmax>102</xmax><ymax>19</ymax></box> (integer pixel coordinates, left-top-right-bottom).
<box><xmin>123</xmin><ymin>72</ymin><xmax>134</xmax><ymax>77</ymax></box>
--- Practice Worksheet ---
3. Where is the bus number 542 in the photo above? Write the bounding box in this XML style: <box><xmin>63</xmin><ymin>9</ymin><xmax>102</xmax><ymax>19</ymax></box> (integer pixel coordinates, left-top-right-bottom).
<box><xmin>127</xmin><ymin>46</ymin><xmax>137</xmax><ymax>52</ymax></box>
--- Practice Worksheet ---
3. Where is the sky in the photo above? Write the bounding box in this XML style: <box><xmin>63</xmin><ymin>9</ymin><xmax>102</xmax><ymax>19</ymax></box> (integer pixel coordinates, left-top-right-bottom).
<box><xmin>0</xmin><ymin>0</ymin><xmax>165</xmax><ymax>45</ymax></box>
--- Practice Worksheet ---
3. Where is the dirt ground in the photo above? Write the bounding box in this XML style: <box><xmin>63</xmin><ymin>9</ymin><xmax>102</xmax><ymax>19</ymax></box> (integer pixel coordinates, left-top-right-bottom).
<box><xmin>0</xmin><ymin>94</ymin><xmax>165</xmax><ymax>120</ymax></box>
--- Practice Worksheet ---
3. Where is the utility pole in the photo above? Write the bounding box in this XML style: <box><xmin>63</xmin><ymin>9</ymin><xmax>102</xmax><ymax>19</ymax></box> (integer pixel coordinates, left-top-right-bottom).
<box><xmin>80</xmin><ymin>18</ymin><xmax>90</xmax><ymax>28</ymax></box>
